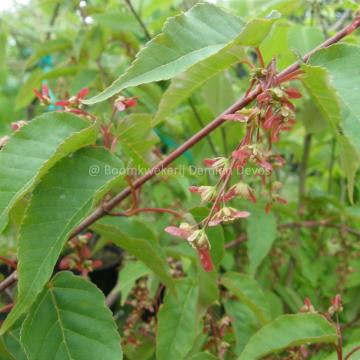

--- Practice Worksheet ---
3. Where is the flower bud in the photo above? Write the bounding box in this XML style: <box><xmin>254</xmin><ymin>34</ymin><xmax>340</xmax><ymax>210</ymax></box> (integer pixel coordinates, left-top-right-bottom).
<box><xmin>165</xmin><ymin>222</ymin><xmax>194</xmax><ymax>240</ymax></box>
<box><xmin>209</xmin><ymin>207</ymin><xmax>250</xmax><ymax>226</ymax></box>
<box><xmin>329</xmin><ymin>294</ymin><xmax>343</xmax><ymax>315</ymax></box>
<box><xmin>0</xmin><ymin>136</ymin><xmax>10</xmax><ymax>149</ymax></box>
<box><xmin>230</xmin><ymin>182</ymin><xmax>256</xmax><ymax>203</ymax></box>
<box><xmin>11</xmin><ymin>120</ymin><xmax>28</xmax><ymax>132</ymax></box>
<box><xmin>271</xmin><ymin>87</ymin><xmax>285</xmax><ymax>99</ymax></box>
<box><xmin>300</xmin><ymin>297</ymin><xmax>315</xmax><ymax>313</ymax></box>
<box><xmin>189</xmin><ymin>186</ymin><xmax>217</xmax><ymax>204</ymax></box>
<box><xmin>187</xmin><ymin>229</ymin><xmax>209</xmax><ymax>248</ymax></box>
<box><xmin>203</xmin><ymin>157</ymin><xmax>229</xmax><ymax>174</ymax></box>
<box><xmin>114</xmin><ymin>95</ymin><xmax>138</xmax><ymax>111</ymax></box>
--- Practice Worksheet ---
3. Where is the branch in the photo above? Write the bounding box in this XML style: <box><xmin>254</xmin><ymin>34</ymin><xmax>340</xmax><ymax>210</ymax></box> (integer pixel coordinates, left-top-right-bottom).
<box><xmin>188</xmin><ymin>98</ymin><xmax>219</xmax><ymax>157</ymax></box>
<box><xmin>46</xmin><ymin>2</ymin><xmax>60</xmax><ymax>41</ymax></box>
<box><xmin>345</xmin><ymin>346</ymin><xmax>360</xmax><ymax>360</ymax></box>
<box><xmin>69</xmin><ymin>18</ymin><xmax>360</xmax><ymax>239</ymax></box>
<box><xmin>0</xmin><ymin>272</ymin><xmax>17</xmax><ymax>292</ymax></box>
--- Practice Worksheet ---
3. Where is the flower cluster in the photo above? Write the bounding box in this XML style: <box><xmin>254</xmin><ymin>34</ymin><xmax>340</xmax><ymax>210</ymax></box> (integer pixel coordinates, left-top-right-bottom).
<box><xmin>100</xmin><ymin>94</ymin><xmax>139</xmax><ymax>152</ymax></box>
<box><xmin>34</xmin><ymin>84</ymin><xmax>96</xmax><ymax>119</ymax></box>
<box><xmin>33</xmin><ymin>84</ymin><xmax>51</xmax><ymax>105</ymax></box>
<box><xmin>165</xmin><ymin>53</ymin><xmax>301</xmax><ymax>272</ymax></box>
<box><xmin>59</xmin><ymin>232</ymin><xmax>102</xmax><ymax>277</ymax></box>
<box><xmin>328</xmin><ymin>294</ymin><xmax>343</xmax><ymax>315</ymax></box>
<box><xmin>165</xmin><ymin>224</ymin><xmax>213</xmax><ymax>272</ymax></box>
<box><xmin>114</xmin><ymin>95</ymin><xmax>138</xmax><ymax>111</ymax></box>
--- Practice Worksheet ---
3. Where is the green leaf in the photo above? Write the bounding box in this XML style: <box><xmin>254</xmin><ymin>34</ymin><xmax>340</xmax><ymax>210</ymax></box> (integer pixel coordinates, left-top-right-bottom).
<box><xmin>2</xmin><ymin>321</ymin><xmax>27</xmax><ymax>360</ymax></box>
<box><xmin>15</xmin><ymin>69</ymin><xmax>44</xmax><ymax>110</ymax></box>
<box><xmin>198</xmin><ymin>270</ymin><xmax>219</xmax><ymax>309</ymax></box>
<box><xmin>238</xmin><ymin>314</ymin><xmax>338</xmax><ymax>360</ymax></box>
<box><xmin>246</xmin><ymin>205</ymin><xmax>277</xmax><ymax>276</ymax></box>
<box><xmin>299</xmin><ymin>99</ymin><xmax>329</xmax><ymax>134</ymax></box>
<box><xmin>0</xmin><ymin>112</ymin><xmax>96</xmax><ymax>232</ymax></box>
<box><xmin>220</xmin><ymin>272</ymin><xmax>271</xmax><ymax>325</ymax></box>
<box><xmin>156</xmin><ymin>279</ymin><xmax>199</xmax><ymax>360</ymax></box>
<box><xmin>115</xmin><ymin>114</ymin><xmax>158</xmax><ymax>167</ymax></box>
<box><xmin>1</xmin><ymin>147</ymin><xmax>124</xmax><ymax>334</ymax></box>
<box><xmin>259</xmin><ymin>20</ymin><xmax>294</xmax><ymax>69</ymax></box>
<box><xmin>154</xmin><ymin>46</ymin><xmax>244</xmax><ymax>124</ymax></box>
<box><xmin>20</xmin><ymin>271</ymin><xmax>122</xmax><ymax>360</ymax></box>
<box><xmin>154</xmin><ymin>13</ymin><xmax>279</xmax><ymax>123</ymax></box>
<box><xmin>303</xmin><ymin>44</ymin><xmax>360</xmax><ymax>201</ymax></box>
<box><xmin>202</xmin><ymin>73</ymin><xmax>235</xmax><ymax>116</ymax></box>
<box><xmin>0</xmin><ymin>32</ymin><xmax>8</xmax><ymax>85</ymax></box>
<box><xmin>92</xmin><ymin>217</ymin><xmax>176</xmax><ymax>296</ymax></box>
<box><xmin>92</xmin><ymin>11</ymin><xmax>140</xmax><ymax>33</ymax></box>
<box><xmin>25</xmin><ymin>39</ymin><xmax>72</xmax><ymax>68</ymax></box>
<box><xmin>188</xmin><ymin>352</ymin><xmax>218</xmax><ymax>360</ymax></box>
<box><xmin>307</xmin><ymin>44</ymin><xmax>360</xmax><ymax>155</ymax></box>
<box><xmin>274</xmin><ymin>285</ymin><xmax>303</xmax><ymax>313</ymax></box>
<box><xmin>123</xmin><ymin>335</ymin><xmax>154</xmax><ymax>360</ymax></box>
<box><xmin>0</xmin><ymin>339</ymin><xmax>14</xmax><ymax>360</ymax></box>
<box><xmin>229</xmin><ymin>0</ymin><xmax>303</xmax><ymax>18</ymax></box>
<box><xmin>287</xmin><ymin>24</ymin><xmax>323</xmax><ymax>56</ymax></box>
<box><xmin>84</xmin><ymin>4</ymin><xmax>279</xmax><ymax>105</ymax></box>
<box><xmin>118</xmin><ymin>261</ymin><xmax>151</xmax><ymax>306</ymax></box>
<box><xmin>225</xmin><ymin>300</ymin><xmax>258</xmax><ymax>355</ymax></box>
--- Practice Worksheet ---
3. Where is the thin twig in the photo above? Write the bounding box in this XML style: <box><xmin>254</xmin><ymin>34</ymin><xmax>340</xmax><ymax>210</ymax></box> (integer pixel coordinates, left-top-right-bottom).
<box><xmin>124</xmin><ymin>0</ymin><xmax>151</xmax><ymax>41</ymax></box>
<box><xmin>255</xmin><ymin>47</ymin><xmax>265</xmax><ymax>68</ymax></box>
<box><xmin>328</xmin><ymin>138</ymin><xmax>336</xmax><ymax>193</ymax></box>
<box><xmin>0</xmin><ymin>272</ymin><xmax>17</xmax><ymax>292</ymax></box>
<box><xmin>331</xmin><ymin>10</ymin><xmax>352</xmax><ymax>32</ymax></box>
<box><xmin>105</xmin><ymin>287</ymin><xmax>120</xmax><ymax>307</ymax></box>
<box><xmin>188</xmin><ymin>98</ymin><xmax>219</xmax><ymax>157</ymax></box>
<box><xmin>345</xmin><ymin>346</ymin><xmax>360</xmax><ymax>360</ymax></box>
<box><xmin>46</xmin><ymin>2</ymin><xmax>61</xmax><ymax>41</ymax></box>
<box><xmin>221</xmin><ymin>128</ymin><xmax>228</xmax><ymax>156</ymax></box>
<box><xmin>0</xmin><ymin>303</ymin><xmax>14</xmax><ymax>314</ymax></box>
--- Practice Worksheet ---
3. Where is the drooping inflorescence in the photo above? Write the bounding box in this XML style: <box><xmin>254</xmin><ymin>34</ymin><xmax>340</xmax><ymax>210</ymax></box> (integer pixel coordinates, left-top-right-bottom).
<box><xmin>166</xmin><ymin>54</ymin><xmax>302</xmax><ymax>271</ymax></box>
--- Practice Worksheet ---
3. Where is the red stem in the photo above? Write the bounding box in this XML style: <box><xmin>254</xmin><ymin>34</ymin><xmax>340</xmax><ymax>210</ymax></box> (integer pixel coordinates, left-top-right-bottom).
<box><xmin>0</xmin><ymin>303</ymin><xmax>14</xmax><ymax>313</ymax></box>
<box><xmin>336</xmin><ymin>313</ymin><xmax>343</xmax><ymax>360</ymax></box>
<box><xmin>255</xmin><ymin>47</ymin><xmax>265</xmax><ymax>68</ymax></box>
